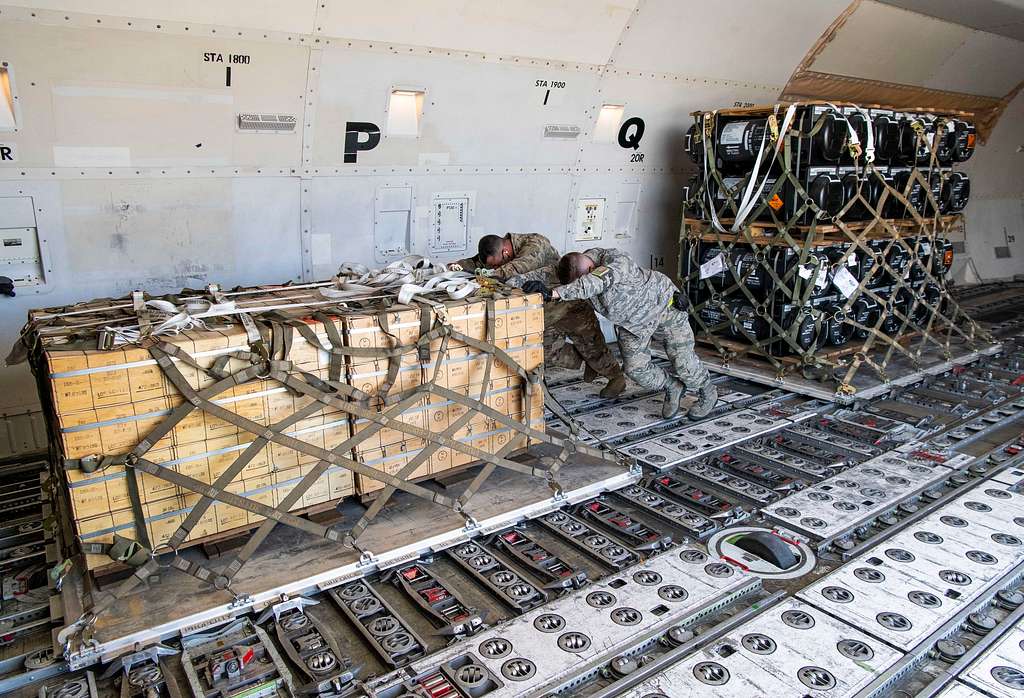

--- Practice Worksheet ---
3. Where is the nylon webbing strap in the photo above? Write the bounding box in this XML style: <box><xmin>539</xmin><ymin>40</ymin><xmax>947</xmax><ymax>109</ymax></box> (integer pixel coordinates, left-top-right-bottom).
<box><xmin>376</xmin><ymin>310</ymin><xmax>403</xmax><ymax>401</ymax></box>
<box><xmin>80</xmin><ymin>534</ymin><xmax>150</xmax><ymax>567</ymax></box>
<box><xmin>147</xmin><ymin>347</ymin><xmax>461</xmax><ymax>502</ymax></box>
<box><xmin>313</xmin><ymin>312</ymin><xmax>346</xmax><ymax>383</ymax></box>
<box><xmin>417</xmin><ymin>304</ymin><xmax>432</xmax><ymax>362</ymax></box>
<box><xmin>352</xmin><ymin>303</ymin><xmax>501</xmax><ymax>537</ymax></box>
<box><xmin>165</xmin><ymin>399</ymin><xmax>327</xmax><ymax>551</ymax></box>
<box><xmin>209</xmin><ymin>284</ymin><xmax>264</xmax><ymax>355</ymax></box>
<box><xmin>124</xmin><ymin>467</ymin><xmax>151</xmax><ymax>550</ymax></box>
<box><xmin>275</xmin><ymin>370</ymin><xmax>548</xmax><ymax>479</ymax></box>
<box><xmin>75</xmin><ymin>288</ymin><xmax>619</xmax><ymax>612</ymax></box>
<box><xmin>458</xmin><ymin>432</ymin><xmax>529</xmax><ymax>509</ymax></box>
<box><xmin>218</xmin><ymin>390</ymin><xmax>431</xmax><ymax>583</ymax></box>
<box><xmin>454</xmin><ymin>299</ymin><xmax>505</xmax><ymax>507</ymax></box>
<box><xmin>348</xmin><ymin>332</ymin><xmax>459</xmax><ymax>541</ymax></box>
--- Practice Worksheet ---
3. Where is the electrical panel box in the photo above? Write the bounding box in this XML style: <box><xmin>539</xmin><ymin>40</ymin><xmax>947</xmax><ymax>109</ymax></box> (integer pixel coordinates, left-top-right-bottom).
<box><xmin>429</xmin><ymin>192</ymin><xmax>474</xmax><ymax>254</ymax></box>
<box><xmin>0</xmin><ymin>196</ymin><xmax>44</xmax><ymax>289</ymax></box>
<box><xmin>574</xmin><ymin>197</ymin><xmax>606</xmax><ymax>241</ymax></box>
<box><xmin>374</xmin><ymin>185</ymin><xmax>414</xmax><ymax>260</ymax></box>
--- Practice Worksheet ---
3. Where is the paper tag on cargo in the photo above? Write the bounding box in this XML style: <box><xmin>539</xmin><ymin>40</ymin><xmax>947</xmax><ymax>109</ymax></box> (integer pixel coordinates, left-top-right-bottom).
<box><xmin>719</xmin><ymin>122</ymin><xmax>746</xmax><ymax>145</ymax></box>
<box><xmin>798</xmin><ymin>264</ymin><xmax>814</xmax><ymax>280</ymax></box>
<box><xmin>699</xmin><ymin>253</ymin><xmax>725</xmax><ymax>279</ymax></box>
<box><xmin>833</xmin><ymin>266</ymin><xmax>859</xmax><ymax>298</ymax></box>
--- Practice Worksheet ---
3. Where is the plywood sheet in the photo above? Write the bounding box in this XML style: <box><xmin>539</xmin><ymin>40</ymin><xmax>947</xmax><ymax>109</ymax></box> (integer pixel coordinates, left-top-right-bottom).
<box><xmin>810</xmin><ymin>1</ymin><xmax>973</xmax><ymax>85</ymax></box>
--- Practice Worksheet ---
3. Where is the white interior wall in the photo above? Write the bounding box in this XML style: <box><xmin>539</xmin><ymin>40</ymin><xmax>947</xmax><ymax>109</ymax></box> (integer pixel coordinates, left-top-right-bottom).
<box><xmin>958</xmin><ymin>90</ymin><xmax>1024</xmax><ymax>281</ymax></box>
<box><xmin>0</xmin><ymin>0</ymin><xmax>1021</xmax><ymax>413</ymax></box>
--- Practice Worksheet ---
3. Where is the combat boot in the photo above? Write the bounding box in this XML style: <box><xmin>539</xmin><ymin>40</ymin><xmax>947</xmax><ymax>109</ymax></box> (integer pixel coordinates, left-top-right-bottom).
<box><xmin>661</xmin><ymin>379</ymin><xmax>686</xmax><ymax>419</ymax></box>
<box><xmin>583</xmin><ymin>363</ymin><xmax>599</xmax><ymax>383</ymax></box>
<box><xmin>687</xmin><ymin>384</ymin><xmax>718</xmax><ymax>420</ymax></box>
<box><xmin>600</xmin><ymin>373</ymin><xmax>626</xmax><ymax>398</ymax></box>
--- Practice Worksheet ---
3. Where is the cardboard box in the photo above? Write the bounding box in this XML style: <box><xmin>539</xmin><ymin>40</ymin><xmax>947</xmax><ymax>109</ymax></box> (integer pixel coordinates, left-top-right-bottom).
<box><xmin>34</xmin><ymin>288</ymin><xmax>544</xmax><ymax>559</ymax></box>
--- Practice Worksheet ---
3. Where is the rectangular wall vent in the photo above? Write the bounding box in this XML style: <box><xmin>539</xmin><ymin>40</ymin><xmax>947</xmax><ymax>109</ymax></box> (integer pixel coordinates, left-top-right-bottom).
<box><xmin>237</xmin><ymin>113</ymin><xmax>297</xmax><ymax>133</ymax></box>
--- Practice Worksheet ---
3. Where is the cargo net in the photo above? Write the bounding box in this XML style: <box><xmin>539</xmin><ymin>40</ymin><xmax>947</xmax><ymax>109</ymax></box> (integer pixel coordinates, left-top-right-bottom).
<box><xmin>12</xmin><ymin>262</ymin><xmax>614</xmax><ymax>636</ymax></box>
<box><xmin>681</xmin><ymin>103</ymin><xmax>992</xmax><ymax>393</ymax></box>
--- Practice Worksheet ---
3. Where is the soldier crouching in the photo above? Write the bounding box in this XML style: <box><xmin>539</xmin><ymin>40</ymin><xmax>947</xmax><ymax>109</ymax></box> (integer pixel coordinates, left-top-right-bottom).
<box><xmin>550</xmin><ymin>248</ymin><xmax>717</xmax><ymax>420</ymax></box>
<box><xmin>452</xmin><ymin>233</ymin><xmax>626</xmax><ymax>397</ymax></box>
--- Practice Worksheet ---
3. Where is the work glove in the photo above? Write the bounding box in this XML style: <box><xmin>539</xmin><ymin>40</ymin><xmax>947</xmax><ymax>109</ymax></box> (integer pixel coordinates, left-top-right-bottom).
<box><xmin>522</xmin><ymin>280</ymin><xmax>553</xmax><ymax>302</ymax></box>
<box><xmin>672</xmin><ymin>291</ymin><xmax>690</xmax><ymax>312</ymax></box>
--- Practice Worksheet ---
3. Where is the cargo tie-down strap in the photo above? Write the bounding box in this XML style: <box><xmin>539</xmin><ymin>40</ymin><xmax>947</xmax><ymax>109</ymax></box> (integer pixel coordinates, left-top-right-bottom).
<box><xmin>49</xmin><ymin>283</ymin><xmax>617</xmax><ymax>638</ymax></box>
<box><xmin>684</xmin><ymin>103</ymin><xmax>991</xmax><ymax>393</ymax></box>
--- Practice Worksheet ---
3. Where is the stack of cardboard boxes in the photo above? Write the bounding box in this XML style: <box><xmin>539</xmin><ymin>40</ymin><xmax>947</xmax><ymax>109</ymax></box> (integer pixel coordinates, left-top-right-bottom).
<box><xmin>34</xmin><ymin>289</ymin><xmax>544</xmax><ymax>570</ymax></box>
<box><xmin>344</xmin><ymin>295</ymin><xmax>545</xmax><ymax>493</ymax></box>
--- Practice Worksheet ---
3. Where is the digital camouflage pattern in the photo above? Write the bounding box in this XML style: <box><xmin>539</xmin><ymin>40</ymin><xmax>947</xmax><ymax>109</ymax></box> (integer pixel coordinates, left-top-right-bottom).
<box><xmin>454</xmin><ymin>232</ymin><xmax>559</xmax><ymax>281</ymax></box>
<box><xmin>556</xmin><ymin>248</ymin><xmax>676</xmax><ymax>336</ymax></box>
<box><xmin>508</xmin><ymin>264</ymin><xmax>622</xmax><ymax>379</ymax></box>
<box><xmin>616</xmin><ymin>307</ymin><xmax>710</xmax><ymax>392</ymax></box>
<box><xmin>556</xmin><ymin>248</ymin><xmax>709</xmax><ymax>392</ymax></box>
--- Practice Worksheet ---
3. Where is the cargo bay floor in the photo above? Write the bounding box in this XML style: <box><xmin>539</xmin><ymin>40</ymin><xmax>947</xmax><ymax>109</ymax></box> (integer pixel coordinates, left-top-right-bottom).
<box><xmin>67</xmin><ymin>443</ymin><xmax>631</xmax><ymax>652</ymax></box>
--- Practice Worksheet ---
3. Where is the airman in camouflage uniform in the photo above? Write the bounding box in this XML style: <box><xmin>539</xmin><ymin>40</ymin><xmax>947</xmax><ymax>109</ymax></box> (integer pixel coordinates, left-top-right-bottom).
<box><xmin>553</xmin><ymin>248</ymin><xmax>716</xmax><ymax>419</ymax></box>
<box><xmin>507</xmin><ymin>264</ymin><xmax>625</xmax><ymax>396</ymax></box>
<box><xmin>457</xmin><ymin>233</ymin><xmax>626</xmax><ymax>396</ymax></box>
<box><xmin>453</xmin><ymin>233</ymin><xmax>559</xmax><ymax>281</ymax></box>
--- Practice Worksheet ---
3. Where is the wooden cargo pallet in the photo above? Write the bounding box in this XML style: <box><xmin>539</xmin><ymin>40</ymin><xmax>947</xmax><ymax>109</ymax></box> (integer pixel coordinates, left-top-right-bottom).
<box><xmin>685</xmin><ymin>215</ymin><xmax>963</xmax><ymax>247</ymax></box>
<box><xmin>695</xmin><ymin>330</ymin><xmax>925</xmax><ymax>367</ymax></box>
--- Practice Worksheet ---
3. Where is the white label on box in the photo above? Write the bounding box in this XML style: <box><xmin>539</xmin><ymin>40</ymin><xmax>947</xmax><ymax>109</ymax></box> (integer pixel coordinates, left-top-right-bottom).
<box><xmin>834</xmin><ymin>266</ymin><xmax>859</xmax><ymax>298</ymax></box>
<box><xmin>798</xmin><ymin>264</ymin><xmax>814</xmax><ymax>280</ymax></box>
<box><xmin>699</xmin><ymin>253</ymin><xmax>725</xmax><ymax>279</ymax></box>
<box><xmin>720</xmin><ymin>122</ymin><xmax>746</xmax><ymax>145</ymax></box>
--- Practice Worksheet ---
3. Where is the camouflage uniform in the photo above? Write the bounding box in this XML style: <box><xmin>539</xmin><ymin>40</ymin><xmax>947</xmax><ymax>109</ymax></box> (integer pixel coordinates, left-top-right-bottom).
<box><xmin>454</xmin><ymin>233</ymin><xmax>559</xmax><ymax>281</ymax></box>
<box><xmin>556</xmin><ymin>248</ymin><xmax>710</xmax><ymax>392</ymax></box>
<box><xmin>508</xmin><ymin>265</ymin><xmax>622</xmax><ymax>378</ymax></box>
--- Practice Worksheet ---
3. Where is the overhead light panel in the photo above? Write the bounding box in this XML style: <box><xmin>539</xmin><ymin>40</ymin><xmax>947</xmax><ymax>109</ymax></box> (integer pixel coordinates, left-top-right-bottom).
<box><xmin>0</xmin><ymin>64</ymin><xmax>16</xmax><ymax>131</ymax></box>
<box><xmin>593</xmin><ymin>104</ymin><xmax>624</xmax><ymax>143</ymax></box>
<box><xmin>387</xmin><ymin>89</ymin><xmax>424</xmax><ymax>137</ymax></box>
